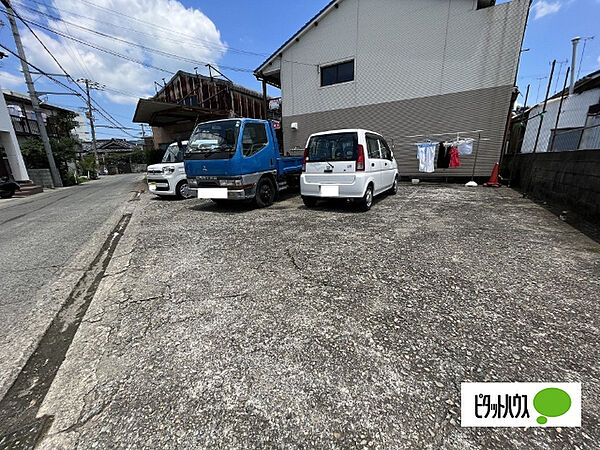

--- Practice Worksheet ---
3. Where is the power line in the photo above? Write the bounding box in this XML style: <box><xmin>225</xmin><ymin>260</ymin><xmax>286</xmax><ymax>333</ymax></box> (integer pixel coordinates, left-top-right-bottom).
<box><xmin>3</xmin><ymin>6</ymin><xmax>138</xmax><ymax>138</ymax></box>
<box><xmin>0</xmin><ymin>41</ymin><xmax>133</xmax><ymax>137</ymax></box>
<box><xmin>13</xmin><ymin>0</ymin><xmax>316</xmax><ymax>69</ymax></box>
<box><xmin>40</xmin><ymin>0</ymin><xmax>94</xmax><ymax>81</ymax></box>
<box><xmin>15</xmin><ymin>0</ymin><xmax>269</xmax><ymax>59</ymax></box>
<box><xmin>7</xmin><ymin>4</ymin><xmax>256</xmax><ymax>73</ymax></box>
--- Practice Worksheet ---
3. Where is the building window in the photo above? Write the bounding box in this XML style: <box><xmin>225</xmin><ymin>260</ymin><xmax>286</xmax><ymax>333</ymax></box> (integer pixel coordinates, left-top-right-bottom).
<box><xmin>320</xmin><ymin>60</ymin><xmax>354</xmax><ymax>87</ymax></box>
<box><xmin>547</xmin><ymin>128</ymin><xmax>583</xmax><ymax>152</ymax></box>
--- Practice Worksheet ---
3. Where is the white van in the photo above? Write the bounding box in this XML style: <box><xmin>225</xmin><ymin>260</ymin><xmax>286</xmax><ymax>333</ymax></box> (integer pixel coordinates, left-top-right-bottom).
<box><xmin>147</xmin><ymin>141</ymin><xmax>193</xmax><ymax>199</ymax></box>
<box><xmin>300</xmin><ymin>129</ymin><xmax>398</xmax><ymax>210</ymax></box>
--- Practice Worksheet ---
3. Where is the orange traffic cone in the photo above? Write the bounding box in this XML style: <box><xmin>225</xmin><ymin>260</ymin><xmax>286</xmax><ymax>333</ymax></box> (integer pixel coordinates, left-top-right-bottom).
<box><xmin>483</xmin><ymin>163</ymin><xmax>500</xmax><ymax>188</ymax></box>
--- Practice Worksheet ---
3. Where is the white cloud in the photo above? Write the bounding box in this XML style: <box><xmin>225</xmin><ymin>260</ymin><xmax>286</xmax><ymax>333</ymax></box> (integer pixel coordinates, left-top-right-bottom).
<box><xmin>0</xmin><ymin>70</ymin><xmax>25</xmax><ymax>88</ymax></box>
<box><xmin>18</xmin><ymin>0</ymin><xmax>227</xmax><ymax>105</ymax></box>
<box><xmin>531</xmin><ymin>1</ymin><xmax>562</xmax><ymax>19</ymax></box>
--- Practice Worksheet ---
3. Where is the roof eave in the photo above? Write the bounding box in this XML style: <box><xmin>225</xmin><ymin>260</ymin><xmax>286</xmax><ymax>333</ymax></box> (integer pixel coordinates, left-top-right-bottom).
<box><xmin>254</xmin><ymin>0</ymin><xmax>342</xmax><ymax>77</ymax></box>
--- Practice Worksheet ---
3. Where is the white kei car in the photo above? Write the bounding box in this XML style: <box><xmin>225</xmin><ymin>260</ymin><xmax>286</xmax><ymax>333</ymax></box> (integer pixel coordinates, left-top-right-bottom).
<box><xmin>300</xmin><ymin>129</ymin><xmax>399</xmax><ymax>210</ymax></box>
<box><xmin>147</xmin><ymin>141</ymin><xmax>193</xmax><ymax>199</ymax></box>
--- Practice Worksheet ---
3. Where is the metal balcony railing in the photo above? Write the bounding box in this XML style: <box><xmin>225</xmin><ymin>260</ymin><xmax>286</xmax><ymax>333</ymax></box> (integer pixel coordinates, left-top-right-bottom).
<box><xmin>10</xmin><ymin>115</ymin><xmax>60</xmax><ymax>137</ymax></box>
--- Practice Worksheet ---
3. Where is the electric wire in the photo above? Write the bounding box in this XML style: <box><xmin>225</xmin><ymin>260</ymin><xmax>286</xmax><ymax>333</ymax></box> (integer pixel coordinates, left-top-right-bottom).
<box><xmin>4</xmin><ymin>5</ymin><xmax>141</xmax><ymax>138</ymax></box>
<box><xmin>15</xmin><ymin>0</ymin><xmax>269</xmax><ymax>59</ymax></box>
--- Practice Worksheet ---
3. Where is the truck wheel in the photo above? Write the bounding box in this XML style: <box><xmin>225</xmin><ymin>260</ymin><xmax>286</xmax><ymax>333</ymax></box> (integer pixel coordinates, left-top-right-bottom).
<box><xmin>389</xmin><ymin>175</ymin><xmax>398</xmax><ymax>195</ymax></box>
<box><xmin>255</xmin><ymin>177</ymin><xmax>275</xmax><ymax>208</ymax></box>
<box><xmin>358</xmin><ymin>184</ymin><xmax>373</xmax><ymax>211</ymax></box>
<box><xmin>302</xmin><ymin>196</ymin><xmax>317</xmax><ymax>208</ymax></box>
<box><xmin>175</xmin><ymin>180</ymin><xmax>193</xmax><ymax>199</ymax></box>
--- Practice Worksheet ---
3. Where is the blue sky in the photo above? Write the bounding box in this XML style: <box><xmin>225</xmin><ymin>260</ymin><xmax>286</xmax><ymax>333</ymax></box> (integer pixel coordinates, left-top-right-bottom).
<box><xmin>1</xmin><ymin>0</ymin><xmax>599</xmax><ymax>141</ymax></box>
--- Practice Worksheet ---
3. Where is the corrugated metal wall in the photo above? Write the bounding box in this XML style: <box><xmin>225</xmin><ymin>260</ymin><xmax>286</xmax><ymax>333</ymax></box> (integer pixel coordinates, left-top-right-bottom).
<box><xmin>283</xmin><ymin>84</ymin><xmax>512</xmax><ymax>177</ymax></box>
<box><xmin>521</xmin><ymin>88</ymin><xmax>600</xmax><ymax>153</ymax></box>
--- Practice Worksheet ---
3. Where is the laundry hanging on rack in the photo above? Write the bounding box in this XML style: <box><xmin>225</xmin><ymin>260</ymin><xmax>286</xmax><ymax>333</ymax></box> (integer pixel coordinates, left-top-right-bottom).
<box><xmin>457</xmin><ymin>139</ymin><xmax>474</xmax><ymax>156</ymax></box>
<box><xmin>437</xmin><ymin>142</ymin><xmax>450</xmax><ymax>169</ymax></box>
<box><xmin>449</xmin><ymin>146</ymin><xmax>461</xmax><ymax>168</ymax></box>
<box><xmin>415</xmin><ymin>142</ymin><xmax>438</xmax><ymax>173</ymax></box>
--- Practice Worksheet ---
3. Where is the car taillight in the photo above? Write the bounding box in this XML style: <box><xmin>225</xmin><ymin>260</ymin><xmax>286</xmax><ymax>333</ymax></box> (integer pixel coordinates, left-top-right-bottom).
<box><xmin>302</xmin><ymin>148</ymin><xmax>308</xmax><ymax>171</ymax></box>
<box><xmin>356</xmin><ymin>144</ymin><xmax>365</xmax><ymax>171</ymax></box>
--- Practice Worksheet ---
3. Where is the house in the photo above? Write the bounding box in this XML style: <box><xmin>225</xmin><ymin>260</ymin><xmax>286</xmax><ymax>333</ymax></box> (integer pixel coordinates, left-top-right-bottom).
<box><xmin>2</xmin><ymin>89</ymin><xmax>80</xmax><ymax>146</ymax></box>
<box><xmin>0</xmin><ymin>83</ymin><xmax>28</xmax><ymax>182</ymax></box>
<box><xmin>133</xmin><ymin>70</ymin><xmax>269</xmax><ymax>152</ymax></box>
<box><xmin>510</xmin><ymin>69</ymin><xmax>600</xmax><ymax>153</ymax></box>
<box><xmin>81</xmin><ymin>138</ymin><xmax>141</xmax><ymax>160</ymax></box>
<box><xmin>1</xmin><ymin>88</ymin><xmax>82</xmax><ymax>188</ymax></box>
<box><xmin>80</xmin><ymin>138</ymin><xmax>144</xmax><ymax>174</ymax></box>
<box><xmin>254</xmin><ymin>0</ymin><xmax>530</xmax><ymax>178</ymax></box>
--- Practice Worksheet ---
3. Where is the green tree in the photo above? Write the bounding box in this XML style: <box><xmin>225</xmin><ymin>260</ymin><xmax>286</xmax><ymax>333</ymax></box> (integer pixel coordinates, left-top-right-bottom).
<box><xmin>20</xmin><ymin>135</ymin><xmax>79</xmax><ymax>185</ymax></box>
<box><xmin>80</xmin><ymin>154</ymin><xmax>98</xmax><ymax>179</ymax></box>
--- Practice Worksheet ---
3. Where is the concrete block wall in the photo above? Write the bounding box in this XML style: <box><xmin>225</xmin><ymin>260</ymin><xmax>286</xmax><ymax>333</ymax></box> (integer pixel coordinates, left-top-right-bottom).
<box><xmin>28</xmin><ymin>168</ymin><xmax>55</xmax><ymax>189</ymax></box>
<box><xmin>502</xmin><ymin>150</ymin><xmax>600</xmax><ymax>223</ymax></box>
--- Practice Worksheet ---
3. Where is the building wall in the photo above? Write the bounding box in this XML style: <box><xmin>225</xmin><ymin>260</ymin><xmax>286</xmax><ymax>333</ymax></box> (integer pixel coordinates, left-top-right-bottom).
<box><xmin>276</xmin><ymin>0</ymin><xmax>529</xmax><ymax>176</ymax></box>
<box><xmin>28</xmin><ymin>168</ymin><xmax>54</xmax><ymax>189</ymax></box>
<box><xmin>284</xmin><ymin>85</ymin><xmax>512</xmax><ymax>177</ymax></box>
<box><xmin>73</xmin><ymin>112</ymin><xmax>90</xmax><ymax>142</ymax></box>
<box><xmin>521</xmin><ymin>88</ymin><xmax>600</xmax><ymax>153</ymax></box>
<box><xmin>0</xmin><ymin>85</ymin><xmax>29</xmax><ymax>181</ymax></box>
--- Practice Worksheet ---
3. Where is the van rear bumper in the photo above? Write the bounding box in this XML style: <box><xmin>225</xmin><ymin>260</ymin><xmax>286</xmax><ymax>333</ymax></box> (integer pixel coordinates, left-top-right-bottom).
<box><xmin>300</xmin><ymin>173</ymin><xmax>366</xmax><ymax>198</ymax></box>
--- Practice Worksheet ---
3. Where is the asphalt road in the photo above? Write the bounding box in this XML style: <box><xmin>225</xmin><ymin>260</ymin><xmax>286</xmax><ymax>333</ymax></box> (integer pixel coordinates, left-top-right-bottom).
<box><xmin>0</xmin><ymin>174</ymin><xmax>143</xmax><ymax>399</ymax></box>
<box><xmin>32</xmin><ymin>184</ymin><xmax>599</xmax><ymax>449</ymax></box>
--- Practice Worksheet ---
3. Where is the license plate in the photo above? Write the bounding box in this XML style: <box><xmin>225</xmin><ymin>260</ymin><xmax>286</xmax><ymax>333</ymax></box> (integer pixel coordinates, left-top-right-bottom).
<box><xmin>197</xmin><ymin>188</ymin><xmax>228</xmax><ymax>199</ymax></box>
<box><xmin>148</xmin><ymin>182</ymin><xmax>157</xmax><ymax>191</ymax></box>
<box><xmin>320</xmin><ymin>185</ymin><xmax>339</xmax><ymax>197</ymax></box>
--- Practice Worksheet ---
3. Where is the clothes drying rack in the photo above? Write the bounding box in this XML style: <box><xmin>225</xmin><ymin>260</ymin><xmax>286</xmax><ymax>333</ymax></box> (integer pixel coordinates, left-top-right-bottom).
<box><xmin>400</xmin><ymin>129</ymin><xmax>490</xmax><ymax>182</ymax></box>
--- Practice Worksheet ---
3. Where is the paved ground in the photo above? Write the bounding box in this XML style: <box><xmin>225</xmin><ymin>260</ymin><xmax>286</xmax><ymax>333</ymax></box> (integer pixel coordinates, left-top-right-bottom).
<box><xmin>6</xmin><ymin>183</ymin><xmax>600</xmax><ymax>448</ymax></box>
<box><xmin>0</xmin><ymin>174</ymin><xmax>143</xmax><ymax>400</ymax></box>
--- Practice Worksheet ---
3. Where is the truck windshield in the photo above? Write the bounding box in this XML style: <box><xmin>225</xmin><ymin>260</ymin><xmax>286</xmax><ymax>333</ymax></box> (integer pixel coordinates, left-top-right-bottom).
<box><xmin>162</xmin><ymin>143</ymin><xmax>186</xmax><ymax>163</ymax></box>
<box><xmin>306</xmin><ymin>132</ymin><xmax>358</xmax><ymax>162</ymax></box>
<box><xmin>186</xmin><ymin>120</ymin><xmax>241</xmax><ymax>159</ymax></box>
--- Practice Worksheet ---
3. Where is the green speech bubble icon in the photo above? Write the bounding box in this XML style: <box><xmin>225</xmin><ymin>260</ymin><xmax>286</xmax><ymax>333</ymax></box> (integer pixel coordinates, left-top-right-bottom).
<box><xmin>534</xmin><ymin>388</ymin><xmax>571</xmax><ymax>425</ymax></box>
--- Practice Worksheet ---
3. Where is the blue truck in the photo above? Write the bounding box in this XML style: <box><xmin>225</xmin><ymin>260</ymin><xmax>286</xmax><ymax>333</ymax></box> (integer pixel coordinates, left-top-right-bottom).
<box><xmin>184</xmin><ymin>118</ymin><xmax>303</xmax><ymax>207</ymax></box>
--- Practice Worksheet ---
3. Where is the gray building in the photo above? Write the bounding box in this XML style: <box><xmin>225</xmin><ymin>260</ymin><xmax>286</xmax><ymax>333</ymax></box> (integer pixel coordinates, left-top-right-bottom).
<box><xmin>255</xmin><ymin>0</ymin><xmax>530</xmax><ymax>178</ymax></box>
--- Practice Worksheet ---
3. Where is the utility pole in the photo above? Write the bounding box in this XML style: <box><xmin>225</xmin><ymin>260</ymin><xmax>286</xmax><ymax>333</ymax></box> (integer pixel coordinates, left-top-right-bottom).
<box><xmin>78</xmin><ymin>78</ymin><xmax>102</xmax><ymax>172</ymax></box>
<box><xmin>3</xmin><ymin>0</ymin><xmax>63</xmax><ymax>187</ymax></box>
<box><xmin>533</xmin><ymin>59</ymin><xmax>556</xmax><ymax>153</ymax></box>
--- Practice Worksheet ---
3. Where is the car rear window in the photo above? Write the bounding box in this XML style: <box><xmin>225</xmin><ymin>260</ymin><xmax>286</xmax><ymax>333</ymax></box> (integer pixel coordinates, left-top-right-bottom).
<box><xmin>307</xmin><ymin>132</ymin><xmax>358</xmax><ymax>162</ymax></box>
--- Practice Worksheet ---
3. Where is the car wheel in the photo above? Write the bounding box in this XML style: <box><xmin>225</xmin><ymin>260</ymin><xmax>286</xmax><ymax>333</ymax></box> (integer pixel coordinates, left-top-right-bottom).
<box><xmin>0</xmin><ymin>190</ymin><xmax>15</xmax><ymax>199</ymax></box>
<box><xmin>302</xmin><ymin>196</ymin><xmax>318</xmax><ymax>208</ymax></box>
<box><xmin>176</xmin><ymin>180</ymin><xmax>193</xmax><ymax>199</ymax></box>
<box><xmin>255</xmin><ymin>177</ymin><xmax>275</xmax><ymax>208</ymax></box>
<box><xmin>389</xmin><ymin>175</ymin><xmax>398</xmax><ymax>195</ymax></box>
<box><xmin>358</xmin><ymin>184</ymin><xmax>373</xmax><ymax>211</ymax></box>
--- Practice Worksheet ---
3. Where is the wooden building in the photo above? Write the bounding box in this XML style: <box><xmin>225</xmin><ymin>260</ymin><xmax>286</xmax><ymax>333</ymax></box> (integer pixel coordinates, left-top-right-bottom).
<box><xmin>133</xmin><ymin>71</ymin><xmax>267</xmax><ymax>150</ymax></box>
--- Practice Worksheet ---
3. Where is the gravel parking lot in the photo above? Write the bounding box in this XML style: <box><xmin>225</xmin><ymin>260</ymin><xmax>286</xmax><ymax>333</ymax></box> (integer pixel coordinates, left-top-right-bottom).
<box><xmin>37</xmin><ymin>183</ymin><xmax>599</xmax><ymax>449</ymax></box>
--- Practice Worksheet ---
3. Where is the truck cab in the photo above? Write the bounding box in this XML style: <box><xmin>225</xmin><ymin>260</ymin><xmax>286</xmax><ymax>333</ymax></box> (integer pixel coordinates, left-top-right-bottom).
<box><xmin>185</xmin><ymin>119</ymin><xmax>302</xmax><ymax>207</ymax></box>
<box><xmin>147</xmin><ymin>141</ymin><xmax>193</xmax><ymax>199</ymax></box>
